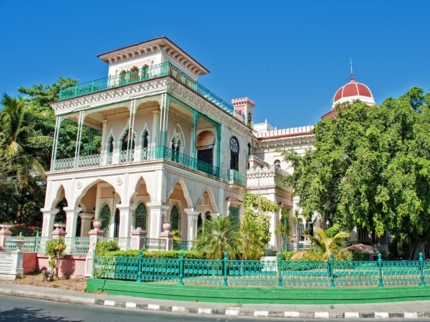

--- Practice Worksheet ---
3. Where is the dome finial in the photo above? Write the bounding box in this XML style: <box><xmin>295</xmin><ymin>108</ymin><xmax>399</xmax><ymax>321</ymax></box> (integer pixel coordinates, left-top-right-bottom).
<box><xmin>350</xmin><ymin>58</ymin><xmax>354</xmax><ymax>81</ymax></box>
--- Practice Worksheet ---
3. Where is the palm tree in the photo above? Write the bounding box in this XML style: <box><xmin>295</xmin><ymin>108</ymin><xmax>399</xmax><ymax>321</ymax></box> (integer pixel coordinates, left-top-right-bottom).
<box><xmin>292</xmin><ymin>228</ymin><xmax>373</xmax><ymax>260</ymax></box>
<box><xmin>194</xmin><ymin>214</ymin><xmax>239</xmax><ymax>259</ymax></box>
<box><xmin>237</xmin><ymin>219</ymin><xmax>266</xmax><ymax>260</ymax></box>
<box><xmin>0</xmin><ymin>94</ymin><xmax>51</xmax><ymax>186</ymax></box>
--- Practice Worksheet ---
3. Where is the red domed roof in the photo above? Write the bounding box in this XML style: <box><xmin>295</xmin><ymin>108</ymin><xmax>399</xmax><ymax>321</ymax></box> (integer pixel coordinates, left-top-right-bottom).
<box><xmin>333</xmin><ymin>74</ymin><xmax>374</xmax><ymax>106</ymax></box>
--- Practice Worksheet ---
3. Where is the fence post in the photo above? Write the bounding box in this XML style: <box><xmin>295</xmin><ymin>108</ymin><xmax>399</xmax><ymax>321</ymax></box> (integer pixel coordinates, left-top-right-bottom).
<box><xmin>35</xmin><ymin>231</ymin><xmax>40</xmax><ymax>252</ymax></box>
<box><xmin>178</xmin><ymin>250</ymin><xmax>184</xmax><ymax>286</ymax></box>
<box><xmin>223</xmin><ymin>252</ymin><xmax>228</xmax><ymax>287</ymax></box>
<box><xmin>91</xmin><ymin>249</ymin><xmax>96</xmax><ymax>278</ymax></box>
<box><xmin>420</xmin><ymin>252</ymin><xmax>426</xmax><ymax>286</ymax></box>
<box><xmin>137</xmin><ymin>250</ymin><xmax>142</xmax><ymax>283</ymax></box>
<box><xmin>378</xmin><ymin>253</ymin><xmax>384</xmax><ymax>288</ymax></box>
<box><xmin>277</xmin><ymin>252</ymin><xmax>282</xmax><ymax>288</ymax></box>
<box><xmin>329</xmin><ymin>253</ymin><xmax>335</xmax><ymax>288</ymax></box>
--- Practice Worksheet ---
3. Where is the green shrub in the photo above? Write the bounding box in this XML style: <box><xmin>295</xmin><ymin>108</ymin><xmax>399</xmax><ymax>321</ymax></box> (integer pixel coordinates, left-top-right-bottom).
<box><xmin>45</xmin><ymin>238</ymin><xmax>66</xmax><ymax>257</ymax></box>
<box><xmin>96</xmin><ymin>240</ymin><xmax>120</xmax><ymax>255</ymax></box>
<box><xmin>281</xmin><ymin>251</ymin><xmax>296</xmax><ymax>260</ymax></box>
<box><xmin>103</xmin><ymin>249</ymin><xmax>205</xmax><ymax>259</ymax></box>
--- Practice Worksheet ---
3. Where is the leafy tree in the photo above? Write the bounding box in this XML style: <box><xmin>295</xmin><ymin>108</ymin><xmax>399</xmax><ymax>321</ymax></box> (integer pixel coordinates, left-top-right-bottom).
<box><xmin>292</xmin><ymin>228</ymin><xmax>372</xmax><ymax>260</ymax></box>
<box><xmin>194</xmin><ymin>214</ymin><xmax>239</xmax><ymax>259</ymax></box>
<box><xmin>282</xmin><ymin>87</ymin><xmax>430</xmax><ymax>259</ymax></box>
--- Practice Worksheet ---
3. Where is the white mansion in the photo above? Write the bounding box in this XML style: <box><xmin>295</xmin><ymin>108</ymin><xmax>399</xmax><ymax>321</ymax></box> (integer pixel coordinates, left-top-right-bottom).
<box><xmin>41</xmin><ymin>37</ymin><xmax>376</xmax><ymax>251</ymax></box>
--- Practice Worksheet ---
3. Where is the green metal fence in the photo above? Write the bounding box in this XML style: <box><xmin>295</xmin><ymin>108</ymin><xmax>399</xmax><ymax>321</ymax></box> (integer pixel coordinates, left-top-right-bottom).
<box><xmin>92</xmin><ymin>252</ymin><xmax>430</xmax><ymax>288</ymax></box>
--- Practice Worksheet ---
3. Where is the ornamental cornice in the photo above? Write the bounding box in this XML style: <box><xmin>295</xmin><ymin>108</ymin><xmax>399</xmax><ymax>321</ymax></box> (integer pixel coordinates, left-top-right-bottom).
<box><xmin>255</xmin><ymin>134</ymin><xmax>316</xmax><ymax>150</ymax></box>
<box><xmin>46</xmin><ymin>162</ymin><xmax>164</xmax><ymax>181</ymax></box>
<box><xmin>50</xmin><ymin>79</ymin><xmax>169</xmax><ymax>116</ymax></box>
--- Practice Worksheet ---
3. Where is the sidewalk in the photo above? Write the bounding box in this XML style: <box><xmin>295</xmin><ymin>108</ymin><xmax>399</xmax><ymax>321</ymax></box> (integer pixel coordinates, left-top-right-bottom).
<box><xmin>1</xmin><ymin>282</ymin><xmax>430</xmax><ymax>319</ymax></box>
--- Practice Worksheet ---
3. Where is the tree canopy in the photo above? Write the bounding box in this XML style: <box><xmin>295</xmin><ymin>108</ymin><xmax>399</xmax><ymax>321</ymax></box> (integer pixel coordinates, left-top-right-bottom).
<box><xmin>282</xmin><ymin>87</ymin><xmax>430</xmax><ymax>259</ymax></box>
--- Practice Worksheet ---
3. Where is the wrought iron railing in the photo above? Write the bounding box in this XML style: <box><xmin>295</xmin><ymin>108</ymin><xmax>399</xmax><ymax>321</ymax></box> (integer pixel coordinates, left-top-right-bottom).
<box><xmin>172</xmin><ymin>240</ymin><xmax>194</xmax><ymax>251</ymax></box>
<box><xmin>92</xmin><ymin>252</ymin><xmax>430</xmax><ymax>288</ymax></box>
<box><xmin>52</xmin><ymin>145</ymin><xmax>220</xmax><ymax>178</ymax></box>
<box><xmin>59</xmin><ymin>62</ymin><xmax>245</xmax><ymax>123</ymax></box>
<box><xmin>228</xmin><ymin>169</ymin><xmax>246</xmax><ymax>185</ymax></box>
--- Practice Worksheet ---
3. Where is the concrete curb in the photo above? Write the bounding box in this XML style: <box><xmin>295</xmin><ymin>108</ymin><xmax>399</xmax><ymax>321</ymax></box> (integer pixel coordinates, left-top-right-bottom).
<box><xmin>1</xmin><ymin>286</ymin><xmax>430</xmax><ymax>319</ymax></box>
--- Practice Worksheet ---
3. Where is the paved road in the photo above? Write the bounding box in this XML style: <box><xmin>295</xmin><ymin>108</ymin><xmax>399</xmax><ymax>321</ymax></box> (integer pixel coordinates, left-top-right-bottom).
<box><xmin>0</xmin><ymin>294</ymin><xmax>426</xmax><ymax>322</ymax></box>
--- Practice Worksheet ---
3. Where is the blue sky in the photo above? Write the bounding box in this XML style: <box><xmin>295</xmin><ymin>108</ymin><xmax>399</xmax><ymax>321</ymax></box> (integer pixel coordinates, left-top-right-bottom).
<box><xmin>1</xmin><ymin>0</ymin><xmax>429</xmax><ymax>129</ymax></box>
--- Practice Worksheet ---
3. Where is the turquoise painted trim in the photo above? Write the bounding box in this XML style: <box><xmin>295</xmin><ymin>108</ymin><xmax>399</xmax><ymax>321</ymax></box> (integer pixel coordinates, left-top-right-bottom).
<box><xmin>86</xmin><ymin>279</ymin><xmax>430</xmax><ymax>304</ymax></box>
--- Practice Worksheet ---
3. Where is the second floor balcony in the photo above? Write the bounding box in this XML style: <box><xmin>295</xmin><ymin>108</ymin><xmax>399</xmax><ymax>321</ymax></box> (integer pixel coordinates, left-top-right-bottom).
<box><xmin>51</xmin><ymin>146</ymin><xmax>246</xmax><ymax>185</ymax></box>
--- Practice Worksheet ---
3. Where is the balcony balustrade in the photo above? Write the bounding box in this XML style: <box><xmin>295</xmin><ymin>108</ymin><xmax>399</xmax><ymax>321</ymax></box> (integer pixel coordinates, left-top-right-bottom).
<box><xmin>59</xmin><ymin>62</ymin><xmax>245</xmax><ymax>123</ymax></box>
<box><xmin>51</xmin><ymin>146</ymin><xmax>223</xmax><ymax>179</ymax></box>
<box><xmin>228</xmin><ymin>169</ymin><xmax>246</xmax><ymax>185</ymax></box>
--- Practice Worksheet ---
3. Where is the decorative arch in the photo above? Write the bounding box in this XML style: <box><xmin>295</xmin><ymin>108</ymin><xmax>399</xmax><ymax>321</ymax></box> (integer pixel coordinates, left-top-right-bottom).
<box><xmin>167</xmin><ymin>178</ymin><xmax>192</xmax><ymax>208</ymax></box>
<box><xmin>74</xmin><ymin>178</ymin><xmax>121</xmax><ymax>210</ymax></box>
<box><xmin>133</xmin><ymin>202</ymin><xmax>147</xmax><ymax>230</ymax></box>
<box><xmin>130</xmin><ymin>66</ymin><xmax>139</xmax><ymax>82</ymax></box>
<box><xmin>140</xmin><ymin>64</ymin><xmax>149</xmax><ymax>79</ymax></box>
<box><xmin>119</xmin><ymin>70</ymin><xmax>127</xmax><ymax>84</ymax></box>
<box><xmin>119</xmin><ymin>125</ymin><xmax>136</xmax><ymax>151</ymax></box>
<box><xmin>195</xmin><ymin>187</ymin><xmax>218</xmax><ymax>213</ymax></box>
<box><xmin>50</xmin><ymin>184</ymin><xmax>68</xmax><ymax>210</ymax></box>
<box><xmin>140</xmin><ymin>122</ymin><xmax>151</xmax><ymax>159</ymax></box>
<box><xmin>168</xmin><ymin>123</ymin><xmax>186</xmax><ymax>151</ymax></box>
<box><xmin>128</xmin><ymin>175</ymin><xmax>152</xmax><ymax>206</ymax></box>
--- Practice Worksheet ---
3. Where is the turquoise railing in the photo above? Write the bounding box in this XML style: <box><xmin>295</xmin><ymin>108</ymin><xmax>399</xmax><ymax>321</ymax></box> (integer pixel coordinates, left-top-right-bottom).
<box><xmin>228</xmin><ymin>169</ymin><xmax>246</xmax><ymax>185</ymax></box>
<box><xmin>64</xmin><ymin>237</ymin><xmax>90</xmax><ymax>254</ymax></box>
<box><xmin>92</xmin><ymin>252</ymin><xmax>430</xmax><ymax>288</ymax></box>
<box><xmin>52</xmin><ymin>145</ymin><xmax>220</xmax><ymax>178</ymax></box>
<box><xmin>59</xmin><ymin>62</ymin><xmax>244</xmax><ymax>123</ymax></box>
<box><xmin>173</xmin><ymin>240</ymin><xmax>194</xmax><ymax>251</ymax></box>
<box><xmin>4</xmin><ymin>235</ymin><xmax>41</xmax><ymax>253</ymax></box>
<box><xmin>144</xmin><ymin>238</ymin><xmax>166</xmax><ymax>251</ymax></box>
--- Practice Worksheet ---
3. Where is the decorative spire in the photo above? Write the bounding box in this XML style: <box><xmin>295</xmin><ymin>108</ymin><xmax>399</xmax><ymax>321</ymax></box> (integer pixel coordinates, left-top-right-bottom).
<box><xmin>350</xmin><ymin>58</ymin><xmax>354</xmax><ymax>81</ymax></box>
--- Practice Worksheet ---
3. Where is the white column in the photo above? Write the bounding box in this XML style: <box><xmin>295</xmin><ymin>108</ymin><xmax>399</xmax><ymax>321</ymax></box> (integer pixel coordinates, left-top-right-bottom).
<box><xmin>101</xmin><ymin>120</ymin><xmax>108</xmax><ymax>165</ymax></box>
<box><xmin>40</xmin><ymin>209</ymin><xmax>57</xmax><ymax>237</ymax></box>
<box><xmin>146</xmin><ymin>202</ymin><xmax>170</xmax><ymax>238</ymax></box>
<box><xmin>152</xmin><ymin>110</ymin><xmax>160</xmax><ymax>147</ymax></box>
<box><xmin>79</xmin><ymin>213</ymin><xmax>93</xmax><ymax>237</ymax></box>
<box><xmin>64</xmin><ymin>207</ymin><xmax>81</xmax><ymax>237</ymax></box>
<box><xmin>117</xmin><ymin>205</ymin><xmax>135</xmax><ymax>239</ymax></box>
<box><xmin>184</xmin><ymin>208</ymin><xmax>200</xmax><ymax>242</ymax></box>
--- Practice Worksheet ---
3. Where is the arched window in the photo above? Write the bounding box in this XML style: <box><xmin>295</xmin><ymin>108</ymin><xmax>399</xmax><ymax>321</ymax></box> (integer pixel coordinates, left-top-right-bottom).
<box><xmin>274</xmin><ymin>159</ymin><xmax>281</xmax><ymax>170</ymax></box>
<box><xmin>107</xmin><ymin>136</ymin><xmax>114</xmax><ymax>164</ymax></box>
<box><xmin>130</xmin><ymin>66</ymin><xmax>139</xmax><ymax>82</ymax></box>
<box><xmin>230</xmin><ymin>137</ymin><xmax>239</xmax><ymax>171</ymax></box>
<box><xmin>121</xmin><ymin>129</ymin><xmax>135</xmax><ymax>151</ymax></box>
<box><xmin>171</xmin><ymin>139</ymin><xmax>180</xmax><ymax>163</ymax></box>
<box><xmin>99</xmin><ymin>204</ymin><xmax>111</xmax><ymax>236</ymax></box>
<box><xmin>170</xmin><ymin>205</ymin><xmax>180</xmax><ymax>231</ymax></box>
<box><xmin>141</xmin><ymin>64</ymin><xmax>148</xmax><ymax>80</ymax></box>
<box><xmin>119</xmin><ymin>70</ymin><xmax>127</xmax><ymax>85</ymax></box>
<box><xmin>141</xmin><ymin>130</ymin><xmax>149</xmax><ymax>160</ymax></box>
<box><xmin>197</xmin><ymin>213</ymin><xmax>203</xmax><ymax>235</ymax></box>
<box><xmin>134</xmin><ymin>203</ymin><xmax>147</xmax><ymax>230</ymax></box>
